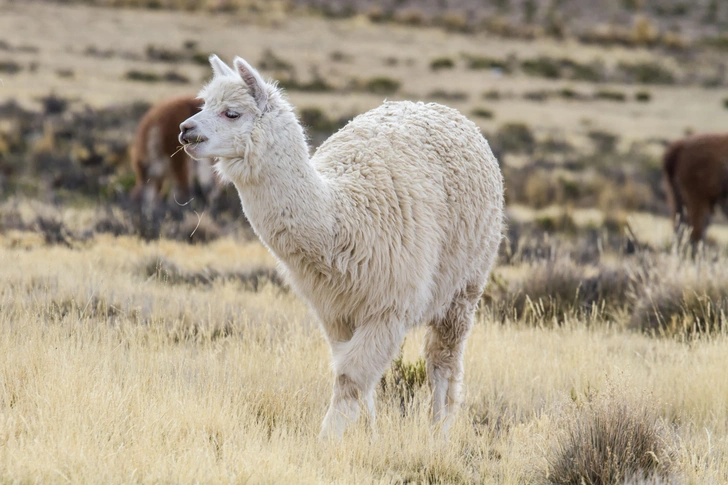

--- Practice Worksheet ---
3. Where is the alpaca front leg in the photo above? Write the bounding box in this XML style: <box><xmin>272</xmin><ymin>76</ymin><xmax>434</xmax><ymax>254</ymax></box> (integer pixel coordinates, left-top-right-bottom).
<box><xmin>320</xmin><ymin>374</ymin><xmax>363</xmax><ymax>440</ymax></box>
<box><xmin>319</xmin><ymin>322</ymin><xmax>406</xmax><ymax>440</ymax></box>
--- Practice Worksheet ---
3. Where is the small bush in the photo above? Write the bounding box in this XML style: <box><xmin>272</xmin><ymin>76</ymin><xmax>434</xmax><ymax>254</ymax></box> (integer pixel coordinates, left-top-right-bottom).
<box><xmin>437</xmin><ymin>11</ymin><xmax>470</xmax><ymax>32</ymax></box>
<box><xmin>635</xmin><ymin>90</ymin><xmax>652</xmax><ymax>102</ymax></box>
<box><xmin>618</xmin><ymin>61</ymin><xmax>676</xmax><ymax>85</ymax></box>
<box><xmin>142</xmin><ymin>255</ymin><xmax>284</xmax><ymax>290</ymax></box>
<box><xmin>145</xmin><ymin>44</ymin><xmax>182</xmax><ymax>63</ymax></box>
<box><xmin>427</xmin><ymin>89</ymin><xmax>468</xmax><ymax>102</ymax></box>
<box><xmin>430</xmin><ymin>57</ymin><xmax>455</xmax><ymax>71</ymax></box>
<box><xmin>279</xmin><ymin>72</ymin><xmax>334</xmax><ymax>93</ymax></box>
<box><xmin>558</xmin><ymin>87</ymin><xmax>578</xmax><ymax>100</ymax></box>
<box><xmin>365</xmin><ymin>6</ymin><xmax>387</xmax><ymax>23</ymax></box>
<box><xmin>34</xmin><ymin>215</ymin><xmax>74</xmax><ymax>247</ymax></box>
<box><xmin>471</xmin><ymin>108</ymin><xmax>494</xmax><ymax>119</ymax></box>
<box><xmin>567</xmin><ymin>59</ymin><xmax>605</xmax><ymax>83</ymax></box>
<box><xmin>0</xmin><ymin>60</ymin><xmax>21</xmax><ymax>74</ymax></box>
<box><xmin>546</xmin><ymin>387</ymin><xmax>673</xmax><ymax>484</ymax></box>
<box><xmin>628</xmin><ymin>252</ymin><xmax>728</xmax><ymax>337</ymax></box>
<box><xmin>723</xmin><ymin>98</ymin><xmax>728</xmax><ymax>110</ymax></box>
<box><xmin>482</xmin><ymin>90</ymin><xmax>502</xmax><ymax>100</ymax></box>
<box><xmin>588</xmin><ymin>130</ymin><xmax>619</xmax><ymax>153</ymax></box>
<box><xmin>524</xmin><ymin>90</ymin><xmax>550</xmax><ymax>102</ymax></box>
<box><xmin>631</xmin><ymin>15</ymin><xmax>660</xmax><ymax>46</ymax></box>
<box><xmin>55</xmin><ymin>68</ymin><xmax>74</xmax><ymax>79</ymax></box>
<box><xmin>703</xmin><ymin>34</ymin><xmax>728</xmax><ymax>51</ymax></box>
<box><xmin>393</xmin><ymin>8</ymin><xmax>426</xmax><ymax>26</ymax></box>
<box><xmin>125</xmin><ymin>70</ymin><xmax>162</xmax><ymax>82</ymax></box>
<box><xmin>329</xmin><ymin>50</ymin><xmax>352</xmax><ymax>63</ymax></box>
<box><xmin>191</xmin><ymin>52</ymin><xmax>210</xmax><ymax>66</ymax></box>
<box><xmin>488</xmin><ymin>256</ymin><xmax>630</xmax><ymax>322</ymax></box>
<box><xmin>364</xmin><ymin>76</ymin><xmax>401</xmax><ymax>95</ymax></box>
<box><xmin>464</xmin><ymin>54</ymin><xmax>510</xmax><ymax>73</ymax></box>
<box><xmin>521</xmin><ymin>56</ymin><xmax>562</xmax><ymax>79</ymax></box>
<box><xmin>495</xmin><ymin>122</ymin><xmax>535</xmax><ymax>154</ymax></box>
<box><xmin>258</xmin><ymin>48</ymin><xmax>293</xmax><ymax>72</ymax></box>
<box><xmin>535</xmin><ymin>213</ymin><xmax>578</xmax><ymax>235</ymax></box>
<box><xmin>380</xmin><ymin>350</ymin><xmax>427</xmax><ymax>412</ymax></box>
<box><xmin>299</xmin><ymin>107</ymin><xmax>340</xmax><ymax>132</ymax></box>
<box><xmin>594</xmin><ymin>90</ymin><xmax>627</xmax><ymax>102</ymax></box>
<box><xmin>162</xmin><ymin>71</ymin><xmax>189</xmax><ymax>84</ymax></box>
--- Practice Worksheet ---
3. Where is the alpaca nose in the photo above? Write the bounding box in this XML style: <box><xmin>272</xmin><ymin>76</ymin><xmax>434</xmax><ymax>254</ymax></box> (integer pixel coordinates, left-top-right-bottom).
<box><xmin>179</xmin><ymin>120</ymin><xmax>196</xmax><ymax>145</ymax></box>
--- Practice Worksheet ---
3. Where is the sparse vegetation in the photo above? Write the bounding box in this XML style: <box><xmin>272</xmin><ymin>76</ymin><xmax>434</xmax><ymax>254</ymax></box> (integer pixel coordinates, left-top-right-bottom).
<box><xmin>463</xmin><ymin>54</ymin><xmax>511</xmax><ymax>73</ymax></box>
<box><xmin>496</xmin><ymin>122</ymin><xmax>536</xmax><ymax>154</ymax></box>
<box><xmin>617</xmin><ymin>60</ymin><xmax>676</xmax><ymax>85</ymax></box>
<box><xmin>429</xmin><ymin>56</ymin><xmax>455</xmax><ymax>71</ymax></box>
<box><xmin>594</xmin><ymin>89</ymin><xmax>627</xmax><ymax>102</ymax></box>
<box><xmin>427</xmin><ymin>89</ymin><xmax>468</xmax><ymax>102</ymax></box>
<box><xmin>362</xmin><ymin>76</ymin><xmax>401</xmax><ymax>95</ymax></box>
<box><xmin>0</xmin><ymin>60</ymin><xmax>21</xmax><ymax>74</ymax></box>
<box><xmin>546</xmin><ymin>385</ymin><xmax>673</xmax><ymax>484</ymax></box>
<box><xmin>635</xmin><ymin>90</ymin><xmax>652</xmax><ymax>102</ymax></box>
<box><xmin>471</xmin><ymin>107</ymin><xmax>494</xmax><ymax>119</ymax></box>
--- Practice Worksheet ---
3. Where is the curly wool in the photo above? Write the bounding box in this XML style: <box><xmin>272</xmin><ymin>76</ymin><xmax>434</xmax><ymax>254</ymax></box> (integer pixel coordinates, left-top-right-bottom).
<box><xmin>186</xmin><ymin>56</ymin><xmax>504</xmax><ymax>439</ymax></box>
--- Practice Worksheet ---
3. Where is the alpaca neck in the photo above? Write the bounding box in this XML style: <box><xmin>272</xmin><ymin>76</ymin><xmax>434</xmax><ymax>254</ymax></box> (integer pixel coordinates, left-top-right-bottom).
<box><xmin>225</xmin><ymin>112</ymin><xmax>336</xmax><ymax>265</ymax></box>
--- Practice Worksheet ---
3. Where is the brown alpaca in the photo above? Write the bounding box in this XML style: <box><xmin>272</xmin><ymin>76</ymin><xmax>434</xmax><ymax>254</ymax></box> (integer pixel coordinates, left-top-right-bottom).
<box><xmin>131</xmin><ymin>95</ymin><xmax>216</xmax><ymax>206</ymax></box>
<box><xmin>663</xmin><ymin>133</ymin><xmax>728</xmax><ymax>243</ymax></box>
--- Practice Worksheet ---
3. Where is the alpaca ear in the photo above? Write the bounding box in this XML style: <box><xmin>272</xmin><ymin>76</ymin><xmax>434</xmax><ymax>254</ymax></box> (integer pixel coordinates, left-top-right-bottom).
<box><xmin>209</xmin><ymin>54</ymin><xmax>235</xmax><ymax>78</ymax></box>
<box><xmin>233</xmin><ymin>56</ymin><xmax>268</xmax><ymax>112</ymax></box>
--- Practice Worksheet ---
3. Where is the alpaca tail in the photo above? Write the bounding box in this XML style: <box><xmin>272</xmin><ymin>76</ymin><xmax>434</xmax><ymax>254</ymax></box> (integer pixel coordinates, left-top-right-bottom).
<box><xmin>663</xmin><ymin>140</ymin><xmax>684</xmax><ymax>227</ymax></box>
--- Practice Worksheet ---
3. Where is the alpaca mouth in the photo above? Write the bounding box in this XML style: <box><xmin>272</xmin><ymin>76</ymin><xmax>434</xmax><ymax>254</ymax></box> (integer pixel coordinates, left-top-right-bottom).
<box><xmin>184</xmin><ymin>136</ymin><xmax>208</xmax><ymax>146</ymax></box>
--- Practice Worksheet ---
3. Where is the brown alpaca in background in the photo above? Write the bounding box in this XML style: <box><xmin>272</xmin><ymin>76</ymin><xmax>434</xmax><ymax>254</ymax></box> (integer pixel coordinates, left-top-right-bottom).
<box><xmin>663</xmin><ymin>133</ymin><xmax>728</xmax><ymax>244</ymax></box>
<box><xmin>131</xmin><ymin>95</ymin><xmax>217</xmax><ymax>208</ymax></box>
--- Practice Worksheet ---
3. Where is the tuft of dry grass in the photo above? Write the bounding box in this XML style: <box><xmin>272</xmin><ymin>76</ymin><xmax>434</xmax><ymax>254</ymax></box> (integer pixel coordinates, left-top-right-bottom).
<box><xmin>546</xmin><ymin>383</ymin><xmax>675</xmax><ymax>485</ymax></box>
<box><xmin>486</xmin><ymin>254</ymin><xmax>630</xmax><ymax>323</ymax></box>
<box><xmin>628</xmin><ymin>250</ymin><xmax>728</xmax><ymax>338</ymax></box>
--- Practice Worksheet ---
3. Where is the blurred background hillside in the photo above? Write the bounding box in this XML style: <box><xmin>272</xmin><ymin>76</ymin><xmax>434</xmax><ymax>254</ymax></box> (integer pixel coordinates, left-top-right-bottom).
<box><xmin>1</xmin><ymin>0</ymin><xmax>727</xmax><ymax>245</ymax></box>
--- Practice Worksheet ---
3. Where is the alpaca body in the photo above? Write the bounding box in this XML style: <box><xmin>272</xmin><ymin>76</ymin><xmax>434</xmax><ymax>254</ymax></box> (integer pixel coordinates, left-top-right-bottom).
<box><xmin>245</xmin><ymin>101</ymin><xmax>502</xmax><ymax>340</ymax></box>
<box><xmin>180</xmin><ymin>55</ymin><xmax>504</xmax><ymax>438</ymax></box>
<box><xmin>663</xmin><ymin>132</ymin><xmax>728</xmax><ymax>243</ymax></box>
<box><xmin>131</xmin><ymin>95</ymin><xmax>217</xmax><ymax>206</ymax></box>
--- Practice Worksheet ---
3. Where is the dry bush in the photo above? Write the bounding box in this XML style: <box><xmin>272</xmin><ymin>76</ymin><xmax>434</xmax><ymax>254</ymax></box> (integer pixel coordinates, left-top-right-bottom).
<box><xmin>393</xmin><ymin>8</ymin><xmax>426</xmax><ymax>26</ymax></box>
<box><xmin>161</xmin><ymin>211</ymin><xmax>222</xmax><ymax>244</ymax></box>
<box><xmin>436</xmin><ymin>11</ymin><xmax>470</xmax><ymax>33</ymax></box>
<box><xmin>380</xmin><ymin>348</ymin><xmax>427</xmax><ymax>414</ymax></box>
<box><xmin>430</xmin><ymin>56</ymin><xmax>455</xmax><ymax>71</ymax></box>
<box><xmin>511</xmin><ymin>170</ymin><xmax>590</xmax><ymax>210</ymax></box>
<box><xmin>628</xmin><ymin>251</ymin><xmax>728</xmax><ymax>337</ymax></box>
<box><xmin>495</xmin><ymin>122</ymin><xmax>536</xmax><ymax>154</ymax></box>
<box><xmin>142</xmin><ymin>254</ymin><xmax>284</xmax><ymax>291</ymax></box>
<box><xmin>486</xmin><ymin>255</ymin><xmax>630</xmax><ymax>323</ymax></box>
<box><xmin>597</xmin><ymin>178</ymin><xmax>654</xmax><ymax>213</ymax></box>
<box><xmin>631</xmin><ymin>15</ymin><xmax>661</xmax><ymax>46</ymax></box>
<box><xmin>546</xmin><ymin>386</ymin><xmax>675</xmax><ymax>485</ymax></box>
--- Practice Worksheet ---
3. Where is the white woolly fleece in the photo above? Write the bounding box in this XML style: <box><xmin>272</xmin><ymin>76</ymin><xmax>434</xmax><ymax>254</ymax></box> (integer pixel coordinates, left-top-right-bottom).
<box><xmin>184</xmin><ymin>56</ymin><xmax>505</xmax><ymax>439</ymax></box>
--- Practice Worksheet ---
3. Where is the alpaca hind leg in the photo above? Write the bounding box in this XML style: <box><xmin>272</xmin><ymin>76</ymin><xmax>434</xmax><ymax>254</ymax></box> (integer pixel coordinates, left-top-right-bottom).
<box><xmin>319</xmin><ymin>322</ymin><xmax>406</xmax><ymax>440</ymax></box>
<box><xmin>687</xmin><ymin>200</ymin><xmax>711</xmax><ymax>254</ymax></box>
<box><xmin>424</xmin><ymin>283</ymin><xmax>481</xmax><ymax>434</ymax></box>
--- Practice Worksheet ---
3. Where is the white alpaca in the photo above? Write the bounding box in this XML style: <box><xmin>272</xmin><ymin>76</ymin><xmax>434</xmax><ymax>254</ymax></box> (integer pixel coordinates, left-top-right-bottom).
<box><xmin>179</xmin><ymin>55</ymin><xmax>504</xmax><ymax>439</ymax></box>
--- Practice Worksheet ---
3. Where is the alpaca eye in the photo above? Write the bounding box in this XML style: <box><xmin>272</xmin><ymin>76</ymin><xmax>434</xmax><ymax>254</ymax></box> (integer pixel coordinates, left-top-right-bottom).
<box><xmin>225</xmin><ymin>111</ymin><xmax>240</xmax><ymax>119</ymax></box>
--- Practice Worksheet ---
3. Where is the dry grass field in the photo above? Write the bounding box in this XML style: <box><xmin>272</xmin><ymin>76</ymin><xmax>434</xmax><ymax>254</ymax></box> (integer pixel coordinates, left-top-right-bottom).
<box><xmin>1</xmin><ymin>229</ymin><xmax>728</xmax><ymax>483</ymax></box>
<box><xmin>2</xmin><ymin>1</ymin><xmax>728</xmax><ymax>483</ymax></box>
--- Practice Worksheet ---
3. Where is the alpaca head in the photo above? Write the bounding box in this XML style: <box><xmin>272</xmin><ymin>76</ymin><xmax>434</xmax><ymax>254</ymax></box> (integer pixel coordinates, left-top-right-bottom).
<box><xmin>179</xmin><ymin>55</ymin><xmax>270</xmax><ymax>162</ymax></box>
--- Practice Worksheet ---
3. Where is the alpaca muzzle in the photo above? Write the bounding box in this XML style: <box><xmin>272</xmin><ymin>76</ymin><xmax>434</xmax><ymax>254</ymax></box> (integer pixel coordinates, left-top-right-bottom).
<box><xmin>179</xmin><ymin>121</ymin><xmax>207</xmax><ymax>146</ymax></box>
